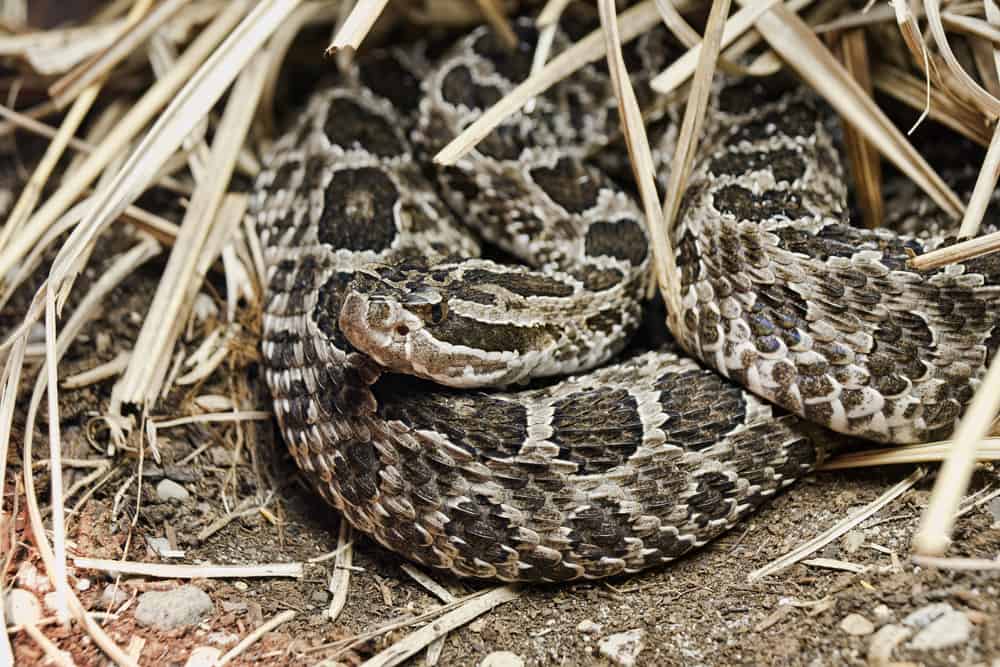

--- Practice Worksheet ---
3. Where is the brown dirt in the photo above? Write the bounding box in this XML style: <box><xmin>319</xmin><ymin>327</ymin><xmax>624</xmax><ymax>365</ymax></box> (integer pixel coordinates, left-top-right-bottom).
<box><xmin>4</xmin><ymin>242</ymin><xmax>999</xmax><ymax>667</ymax></box>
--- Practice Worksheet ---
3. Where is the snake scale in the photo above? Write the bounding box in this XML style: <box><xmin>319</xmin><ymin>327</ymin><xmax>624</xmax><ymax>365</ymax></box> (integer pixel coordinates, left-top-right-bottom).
<box><xmin>254</xmin><ymin>20</ymin><xmax>1000</xmax><ymax>581</ymax></box>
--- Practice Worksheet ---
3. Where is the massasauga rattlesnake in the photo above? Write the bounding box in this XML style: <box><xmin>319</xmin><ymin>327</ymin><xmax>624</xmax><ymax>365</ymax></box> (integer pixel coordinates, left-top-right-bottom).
<box><xmin>254</xmin><ymin>21</ymin><xmax>1000</xmax><ymax>581</ymax></box>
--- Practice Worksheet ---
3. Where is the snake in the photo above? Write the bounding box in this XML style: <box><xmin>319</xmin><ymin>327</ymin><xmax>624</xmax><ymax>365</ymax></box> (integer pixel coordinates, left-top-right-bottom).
<box><xmin>253</xmin><ymin>20</ymin><xmax>1000</xmax><ymax>582</ymax></box>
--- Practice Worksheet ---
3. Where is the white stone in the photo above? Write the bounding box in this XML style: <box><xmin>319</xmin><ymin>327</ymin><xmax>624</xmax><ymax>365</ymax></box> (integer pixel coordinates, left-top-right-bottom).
<box><xmin>4</xmin><ymin>589</ymin><xmax>42</xmax><ymax>626</ymax></box>
<box><xmin>577</xmin><ymin>619</ymin><xmax>602</xmax><ymax>634</ymax></box>
<box><xmin>479</xmin><ymin>651</ymin><xmax>524</xmax><ymax>667</ymax></box>
<box><xmin>184</xmin><ymin>646</ymin><xmax>222</xmax><ymax>667</ymax></box>
<box><xmin>135</xmin><ymin>585</ymin><xmax>213</xmax><ymax>630</ymax></box>
<box><xmin>598</xmin><ymin>629</ymin><xmax>646</xmax><ymax>667</ymax></box>
<box><xmin>156</xmin><ymin>478</ymin><xmax>190</xmax><ymax>502</ymax></box>
<box><xmin>839</xmin><ymin>613</ymin><xmax>874</xmax><ymax>636</ymax></box>
<box><xmin>908</xmin><ymin>610</ymin><xmax>972</xmax><ymax>650</ymax></box>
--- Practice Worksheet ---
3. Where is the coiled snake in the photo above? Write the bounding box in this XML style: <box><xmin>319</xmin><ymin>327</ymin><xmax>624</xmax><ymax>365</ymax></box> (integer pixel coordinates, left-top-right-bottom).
<box><xmin>254</xmin><ymin>23</ymin><xmax>1000</xmax><ymax>581</ymax></box>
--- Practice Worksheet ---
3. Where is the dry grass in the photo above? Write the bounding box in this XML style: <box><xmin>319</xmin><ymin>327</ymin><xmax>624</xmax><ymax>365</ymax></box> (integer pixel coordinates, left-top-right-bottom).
<box><xmin>2</xmin><ymin>1</ymin><xmax>1000</xmax><ymax>664</ymax></box>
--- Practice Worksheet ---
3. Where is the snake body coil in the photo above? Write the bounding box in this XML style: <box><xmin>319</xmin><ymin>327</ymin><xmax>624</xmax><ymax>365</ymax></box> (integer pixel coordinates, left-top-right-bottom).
<box><xmin>255</xmin><ymin>25</ymin><xmax>1000</xmax><ymax>581</ymax></box>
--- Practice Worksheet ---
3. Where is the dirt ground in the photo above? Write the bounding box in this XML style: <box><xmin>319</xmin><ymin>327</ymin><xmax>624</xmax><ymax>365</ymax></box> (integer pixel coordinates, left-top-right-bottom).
<box><xmin>3</xmin><ymin>5</ymin><xmax>1000</xmax><ymax>665</ymax></box>
<box><xmin>4</xmin><ymin>244</ymin><xmax>999</xmax><ymax>667</ymax></box>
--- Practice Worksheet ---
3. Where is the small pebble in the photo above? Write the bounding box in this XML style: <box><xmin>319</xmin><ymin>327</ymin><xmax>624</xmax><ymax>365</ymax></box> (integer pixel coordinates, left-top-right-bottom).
<box><xmin>134</xmin><ymin>585</ymin><xmax>213</xmax><ymax>630</ymax></box>
<box><xmin>599</xmin><ymin>629</ymin><xmax>646</xmax><ymax>667</ymax></box>
<box><xmin>868</xmin><ymin>625</ymin><xmax>911</xmax><ymax>665</ymax></box>
<box><xmin>903</xmin><ymin>602</ymin><xmax>953</xmax><ymax>630</ymax></box>
<box><xmin>4</xmin><ymin>589</ymin><xmax>42</xmax><ymax>626</ymax></box>
<box><xmin>16</xmin><ymin>562</ymin><xmax>49</xmax><ymax>592</ymax></box>
<box><xmin>147</xmin><ymin>536</ymin><xmax>173</xmax><ymax>557</ymax></box>
<box><xmin>841</xmin><ymin>530</ymin><xmax>865</xmax><ymax>554</ymax></box>
<box><xmin>156</xmin><ymin>478</ymin><xmax>190</xmax><ymax>502</ymax></box>
<box><xmin>185</xmin><ymin>646</ymin><xmax>222</xmax><ymax>667</ymax></box>
<box><xmin>872</xmin><ymin>604</ymin><xmax>893</xmax><ymax>625</ymax></box>
<box><xmin>840</xmin><ymin>613</ymin><xmax>875</xmax><ymax>636</ymax></box>
<box><xmin>908</xmin><ymin>609</ymin><xmax>972</xmax><ymax>650</ymax></box>
<box><xmin>479</xmin><ymin>651</ymin><xmax>524</xmax><ymax>667</ymax></box>
<box><xmin>577</xmin><ymin>619</ymin><xmax>602</xmax><ymax>634</ymax></box>
<box><xmin>311</xmin><ymin>590</ymin><xmax>330</xmax><ymax>604</ymax></box>
<box><xmin>102</xmin><ymin>585</ymin><xmax>129</xmax><ymax>607</ymax></box>
<box><xmin>210</xmin><ymin>446</ymin><xmax>235</xmax><ymax>466</ymax></box>
<box><xmin>75</xmin><ymin>577</ymin><xmax>91</xmax><ymax>592</ymax></box>
<box><xmin>989</xmin><ymin>496</ymin><xmax>1000</xmax><ymax>525</ymax></box>
<box><xmin>233</xmin><ymin>581</ymin><xmax>248</xmax><ymax>592</ymax></box>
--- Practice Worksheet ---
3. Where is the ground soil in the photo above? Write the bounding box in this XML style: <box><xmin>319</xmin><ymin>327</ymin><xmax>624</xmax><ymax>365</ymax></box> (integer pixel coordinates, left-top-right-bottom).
<box><xmin>4</xmin><ymin>240</ymin><xmax>999</xmax><ymax>667</ymax></box>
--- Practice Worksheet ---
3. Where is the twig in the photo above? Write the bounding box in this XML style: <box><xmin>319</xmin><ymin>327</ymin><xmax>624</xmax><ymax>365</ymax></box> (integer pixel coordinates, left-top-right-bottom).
<box><xmin>913</xmin><ymin>352</ymin><xmax>1000</xmax><ymax>556</ymax></box>
<box><xmin>73</xmin><ymin>558</ymin><xmax>303</xmax><ymax>579</ymax></box>
<box><xmin>912</xmin><ymin>554</ymin><xmax>1000</xmax><ymax>571</ymax></box>
<box><xmin>358</xmin><ymin>586</ymin><xmax>522</xmax><ymax>667</ymax></box>
<box><xmin>909</xmin><ymin>228</ymin><xmax>1000</xmax><ymax>271</ymax></box>
<box><xmin>749</xmin><ymin>468</ymin><xmax>926</xmax><ymax>581</ymax></box>
<box><xmin>217</xmin><ymin>609</ymin><xmax>296</xmax><ymax>666</ymax></box>
<box><xmin>328</xmin><ymin>0</ymin><xmax>389</xmax><ymax>53</ymax></box>
<box><xmin>327</xmin><ymin>521</ymin><xmax>353</xmax><ymax>622</ymax></box>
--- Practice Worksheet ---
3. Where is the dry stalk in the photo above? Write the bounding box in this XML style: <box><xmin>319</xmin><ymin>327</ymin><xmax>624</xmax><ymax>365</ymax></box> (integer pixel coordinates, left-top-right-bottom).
<box><xmin>908</xmin><ymin>228</ymin><xmax>1000</xmax><ymax>270</ymax></box>
<box><xmin>924</xmin><ymin>0</ymin><xmax>1000</xmax><ymax>117</ymax></box>
<box><xmin>749</xmin><ymin>468</ymin><xmax>926</xmax><ymax>581</ymax></box>
<box><xmin>436</xmin><ymin>0</ymin><xmax>681</xmax><ymax>165</ymax></box>
<box><xmin>658</xmin><ymin>0</ymin><xmax>732</xmax><ymax>341</ymax></box>
<box><xmin>73</xmin><ymin>558</ymin><xmax>303</xmax><ymax>579</ymax></box>
<box><xmin>109</xmin><ymin>67</ymin><xmax>260</xmax><ymax>408</ymax></box>
<box><xmin>913</xmin><ymin>352</ymin><xmax>1000</xmax><ymax>556</ymax></box>
<box><xmin>836</xmin><ymin>28</ymin><xmax>883</xmax><ymax>229</ymax></box>
<box><xmin>821</xmin><ymin>438</ymin><xmax>1000</xmax><ymax>470</ymax></box>
<box><xmin>872</xmin><ymin>64</ymin><xmax>992</xmax><ymax>146</ymax></box>
<box><xmin>596</xmin><ymin>0</ymin><xmax>680</xmax><ymax>331</ymax></box>
<box><xmin>473</xmin><ymin>0</ymin><xmax>518</xmax><ymax>48</ymax></box>
<box><xmin>650</xmin><ymin>0</ymin><xmax>805</xmax><ymax>95</ymax></box>
<box><xmin>0</xmin><ymin>0</ymin><xmax>250</xmax><ymax>286</ymax></box>
<box><xmin>358</xmin><ymin>586</ymin><xmax>522</xmax><ymax>667</ymax></box>
<box><xmin>0</xmin><ymin>0</ymin><xmax>156</xmax><ymax>255</ymax></box>
<box><xmin>327</xmin><ymin>521</ymin><xmax>354</xmax><ymax>622</ymax></box>
<box><xmin>48</xmin><ymin>0</ymin><xmax>172</xmax><ymax>107</ymax></box>
<box><xmin>218</xmin><ymin>610</ymin><xmax>296</xmax><ymax>666</ymax></box>
<box><xmin>328</xmin><ymin>0</ymin><xmax>390</xmax><ymax>53</ymax></box>
<box><xmin>739</xmin><ymin>0</ymin><xmax>963</xmax><ymax>219</ymax></box>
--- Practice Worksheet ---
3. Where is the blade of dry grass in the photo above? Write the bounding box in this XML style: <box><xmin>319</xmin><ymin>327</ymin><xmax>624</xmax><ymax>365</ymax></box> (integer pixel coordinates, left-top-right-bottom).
<box><xmin>836</xmin><ymin>28</ymin><xmax>883</xmax><ymax>229</ymax></box>
<box><xmin>49</xmin><ymin>1</ymin><xmax>296</xmax><ymax>311</ymax></box>
<box><xmin>872</xmin><ymin>64</ymin><xmax>992</xmax><ymax>147</ymax></box>
<box><xmin>658</xmin><ymin>0</ymin><xmax>732</xmax><ymax>340</ymax></box>
<box><xmin>925</xmin><ymin>0</ymin><xmax>1000</xmax><ymax>117</ymax></box>
<box><xmin>18</xmin><ymin>241</ymin><xmax>161</xmax><ymax>667</ymax></box>
<box><xmin>218</xmin><ymin>610</ymin><xmax>296</xmax><ymax>666</ymax></box>
<box><xmin>48</xmin><ymin>0</ymin><xmax>180</xmax><ymax>108</ymax></box>
<box><xmin>0</xmin><ymin>19</ymin><xmax>127</xmax><ymax>75</ymax></box>
<box><xmin>435</xmin><ymin>0</ymin><xmax>673</xmax><ymax>166</ymax></box>
<box><xmin>0</xmin><ymin>0</ymin><xmax>156</xmax><ymax>255</ymax></box>
<box><xmin>737</xmin><ymin>0</ymin><xmax>963</xmax><ymax>219</ymax></box>
<box><xmin>473</xmin><ymin>0</ymin><xmax>517</xmax><ymax>49</ymax></box>
<box><xmin>912</xmin><ymin>554</ymin><xmax>1000</xmax><ymax>571</ymax></box>
<box><xmin>359</xmin><ymin>586</ymin><xmax>522</xmax><ymax>667</ymax></box>
<box><xmin>73</xmin><ymin>558</ymin><xmax>303</xmax><ymax>579</ymax></box>
<box><xmin>596</xmin><ymin>0</ymin><xmax>681</xmax><ymax>330</ymax></box>
<box><xmin>958</xmin><ymin>125</ymin><xmax>1000</xmax><ymax>238</ymax></box>
<box><xmin>111</xmin><ymin>54</ymin><xmax>269</xmax><ymax>412</ymax></box>
<box><xmin>650</xmin><ymin>0</ymin><xmax>802</xmax><ymax>96</ymax></box>
<box><xmin>0</xmin><ymin>0</ymin><xmax>251</xmax><ymax>289</ymax></box>
<box><xmin>821</xmin><ymin>438</ymin><xmax>1000</xmax><ymax>470</ymax></box>
<box><xmin>328</xmin><ymin>0</ymin><xmax>389</xmax><ymax>53</ymax></box>
<box><xmin>749</xmin><ymin>468</ymin><xmax>926</xmax><ymax>581</ymax></box>
<box><xmin>908</xmin><ymin>228</ymin><xmax>1000</xmax><ymax>270</ymax></box>
<box><xmin>327</xmin><ymin>521</ymin><xmax>353</xmax><ymax>622</ymax></box>
<box><xmin>913</xmin><ymin>353</ymin><xmax>1000</xmax><ymax>556</ymax></box>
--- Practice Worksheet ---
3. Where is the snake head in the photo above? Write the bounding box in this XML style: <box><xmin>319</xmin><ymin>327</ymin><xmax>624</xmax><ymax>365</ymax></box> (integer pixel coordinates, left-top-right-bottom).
<box><xmin>339</xmin><ymin>262</ymin><xmax>554</xmax><ymax>388</ymax></box>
